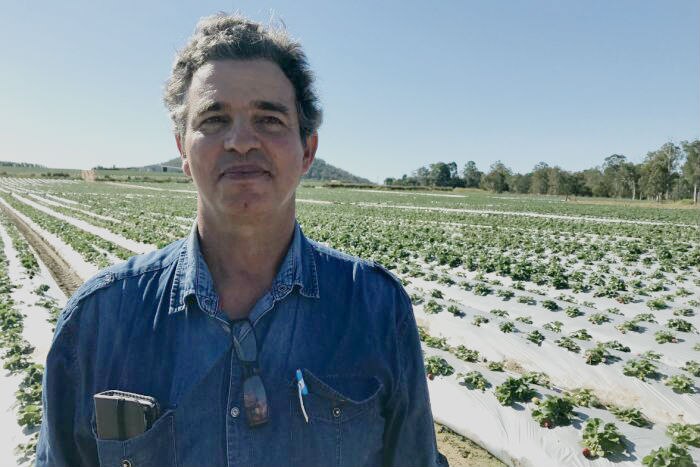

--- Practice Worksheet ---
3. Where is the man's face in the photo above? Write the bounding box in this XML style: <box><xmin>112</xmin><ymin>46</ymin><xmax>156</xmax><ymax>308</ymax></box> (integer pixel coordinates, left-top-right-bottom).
<box><xmin>177</xmin><ymin>59</ymin><xmax>317</xmax><ymax>222</ymax></box>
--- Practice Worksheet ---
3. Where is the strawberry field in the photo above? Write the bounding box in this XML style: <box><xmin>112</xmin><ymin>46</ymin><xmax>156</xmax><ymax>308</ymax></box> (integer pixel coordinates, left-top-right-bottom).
<box><xmin>0</xmin><ymin>177</ymin><xmax>698</xmax><ymax>466</ymax></box>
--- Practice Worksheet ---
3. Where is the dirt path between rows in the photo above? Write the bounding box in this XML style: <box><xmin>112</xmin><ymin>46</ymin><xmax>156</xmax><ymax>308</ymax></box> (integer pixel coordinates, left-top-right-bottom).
<box><xmin>435</xmin><ymin>423</ymin><xmax>506</xmax><ymax>466</ymax></box>
<box><xmin>0</xmin><ymin>203</ymin><xmax>82</xmax><ymax>296</ymax></box>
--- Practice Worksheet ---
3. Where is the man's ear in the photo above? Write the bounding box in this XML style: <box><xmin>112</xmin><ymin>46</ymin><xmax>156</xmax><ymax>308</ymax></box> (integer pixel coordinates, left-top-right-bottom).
<box><xmin>175</xmin><ymin>134</ymin><xmax>192</xmax><ymax>178</ymax></box>
<box><xmin>301</xmin><ymin>132</ymin><xmax>318</xmax><ymax>175</ymax></box>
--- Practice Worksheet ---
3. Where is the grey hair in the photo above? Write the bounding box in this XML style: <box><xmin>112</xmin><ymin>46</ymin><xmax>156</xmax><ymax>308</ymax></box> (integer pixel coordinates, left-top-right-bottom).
<box><xmin>164</xmin><ymin>13</ymin><xmax>322</xmax><ymax>143</ymax></box>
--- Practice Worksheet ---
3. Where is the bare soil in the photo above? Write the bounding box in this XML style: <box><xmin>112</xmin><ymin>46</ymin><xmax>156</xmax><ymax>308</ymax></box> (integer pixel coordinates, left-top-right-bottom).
<box><xmin>0</xmin><ymin>202</ymin><xmax>82</xmax><ymax>295</ymax></box>
<box><xmin>435</xmin><ymin>423</ymin><xmax>505</xmax><ymax>467</ymax></box>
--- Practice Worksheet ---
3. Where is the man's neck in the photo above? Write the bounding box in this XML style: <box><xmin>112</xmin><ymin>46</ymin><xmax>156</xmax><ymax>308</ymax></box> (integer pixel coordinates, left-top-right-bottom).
<box><xmin>196</xmin><ymin>207</ymin><xmax>296</xmax><ymax>319</ymax></box>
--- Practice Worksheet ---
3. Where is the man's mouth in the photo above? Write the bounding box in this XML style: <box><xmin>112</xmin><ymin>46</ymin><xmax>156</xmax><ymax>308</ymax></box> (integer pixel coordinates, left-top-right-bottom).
<box><xmin>221</xmin><ymin>165</ymin><xmax>271</xmax><ymax>180</ymax></box>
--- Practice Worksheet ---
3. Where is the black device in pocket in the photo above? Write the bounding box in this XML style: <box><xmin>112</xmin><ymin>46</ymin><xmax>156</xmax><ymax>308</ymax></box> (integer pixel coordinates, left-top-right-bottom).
<box><xmin>93</xmin><ymin>390</ymin><xmax>161</xmax><ymax>440</ymax></box>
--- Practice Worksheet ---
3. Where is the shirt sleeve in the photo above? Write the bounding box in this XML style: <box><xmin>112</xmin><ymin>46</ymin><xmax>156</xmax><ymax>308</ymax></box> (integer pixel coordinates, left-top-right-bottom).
<box><xmin>382</xmin><ymin>291</ymin><xmax>449</xmax><ymax>467</ymax></box>
<box><xmin>35</xmin><ymin>305</ymin><xmax>97</xmax><ymax>467</ymax></box>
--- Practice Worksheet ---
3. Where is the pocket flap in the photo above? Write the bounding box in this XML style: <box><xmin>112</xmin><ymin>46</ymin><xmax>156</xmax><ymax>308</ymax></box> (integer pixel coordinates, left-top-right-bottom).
<box><xmin>293</xmin><ymin>369</ymin><xmax>383</xmax><ymax>422</ymax></box>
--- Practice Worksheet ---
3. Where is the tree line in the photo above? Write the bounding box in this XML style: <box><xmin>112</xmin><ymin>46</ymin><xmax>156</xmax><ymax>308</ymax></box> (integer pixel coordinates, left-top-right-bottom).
<box><xmin>384</xmin><ymin>140</ymin><xmax>700</xmax><ymax>203</ymax></box>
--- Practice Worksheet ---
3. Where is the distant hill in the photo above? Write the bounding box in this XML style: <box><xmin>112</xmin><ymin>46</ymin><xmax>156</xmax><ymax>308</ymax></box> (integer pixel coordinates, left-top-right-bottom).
<box><xmin>146</xmin><ymin>157</ymin><xmax>371</xmax><ymax>184</ymax></box>
<box><xmin>303</xmin><ymin>158</ymin><xmax>371</xmax><ymax>184</ymax></box>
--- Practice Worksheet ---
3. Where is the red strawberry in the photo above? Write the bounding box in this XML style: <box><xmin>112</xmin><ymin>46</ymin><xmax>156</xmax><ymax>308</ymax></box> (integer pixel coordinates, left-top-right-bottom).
<box><xmin>428</xmin><ymin>373</ymin><xmax>435</xmax><ymax>380</ymax></box>
<box><xmin>542</xmin><ymin>420</ymin><xmax>552</xmax><ymax>429</ymax></box>
<box><xmin>582</xmin><ymin>447</ymin><xmax>592</xmax><ymax>458</ymax></box>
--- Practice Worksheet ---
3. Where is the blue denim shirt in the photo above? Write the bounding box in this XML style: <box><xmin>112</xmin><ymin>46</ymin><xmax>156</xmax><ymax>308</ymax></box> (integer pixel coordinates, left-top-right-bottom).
<box><xmin>36</xmin><ymin>222</ymin><xmax>448</xmax><ymax>467</ymax></box>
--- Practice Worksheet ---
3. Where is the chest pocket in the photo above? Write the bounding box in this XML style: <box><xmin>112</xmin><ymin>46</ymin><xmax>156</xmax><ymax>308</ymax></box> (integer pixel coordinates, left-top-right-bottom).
<box><xmin>91</xmin><ymin>409</ymin><xmax>178</xmax><ymax>467</ymax></box>
<box><xmin>290</xmin><ymin>369</ymin><xmax>385</xmax><ymax>467</ymax></box>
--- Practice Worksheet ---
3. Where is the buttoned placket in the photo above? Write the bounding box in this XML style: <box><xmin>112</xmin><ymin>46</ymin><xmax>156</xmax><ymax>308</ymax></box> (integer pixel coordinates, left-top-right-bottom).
<box><xmin>225</xmin><ymin>321</ymin><xmax>249</xmax><ymax>467</ymax></box>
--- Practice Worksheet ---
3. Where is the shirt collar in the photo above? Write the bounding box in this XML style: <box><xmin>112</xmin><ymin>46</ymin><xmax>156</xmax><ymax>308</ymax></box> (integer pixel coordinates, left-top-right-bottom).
<box><xmin>168</xmin><ymin>221</ymin><xmax>319</xmax><ymax>316</ymax></box>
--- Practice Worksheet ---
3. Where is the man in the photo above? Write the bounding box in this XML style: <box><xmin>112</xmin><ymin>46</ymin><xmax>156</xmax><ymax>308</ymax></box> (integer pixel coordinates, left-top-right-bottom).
<box><xmin>36</xmin><ymin>13</ymin><xmax>448</xmax><ymax>467</ymax></box>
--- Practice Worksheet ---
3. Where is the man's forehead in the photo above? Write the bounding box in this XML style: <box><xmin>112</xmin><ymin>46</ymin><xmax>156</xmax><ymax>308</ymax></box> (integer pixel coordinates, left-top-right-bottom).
<box><xmin>187</xmin><ymin>59</ymin><xmax>296</xmax><ymax>109</ymax></box>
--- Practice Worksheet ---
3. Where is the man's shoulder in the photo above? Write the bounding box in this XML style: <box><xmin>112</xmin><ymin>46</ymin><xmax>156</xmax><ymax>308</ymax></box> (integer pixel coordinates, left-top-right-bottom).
<box><xmin>63</xmin><ymin>238</ymin><xmax>186</xmax><ymax>316</ymax></box>
<box><xmin>306</xmin><ymin>238</ymin><xmax>408</xmax><ymax>301</ymax></box>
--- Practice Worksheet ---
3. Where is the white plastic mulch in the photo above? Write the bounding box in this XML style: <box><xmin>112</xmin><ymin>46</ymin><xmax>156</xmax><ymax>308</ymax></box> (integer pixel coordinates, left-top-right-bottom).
<box><xmin>0</xmin><ymin>198</ymin><xmax>98</xmax><ymax>281</ymax></box>
<box><xmin>0</xmin><ymin>222</ymin><xmax>66</xmax><ymax>466</ymax></box>
<box><xmin>409</xmin><ymin>267</ymin><xmax>700</xmax><ymax>466</ymax></box>
<box><xmin>11</xmin><ymin>193</ymin><xmax>154</xmax><ymax>254</ymax></box>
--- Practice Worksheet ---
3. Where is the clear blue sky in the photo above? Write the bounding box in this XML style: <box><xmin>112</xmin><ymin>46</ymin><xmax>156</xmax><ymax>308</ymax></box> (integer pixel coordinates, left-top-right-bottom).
<box><xmin>1</xmin><ymin>0</ymin><xmax>698</xmax><ymax>183</ymax></box>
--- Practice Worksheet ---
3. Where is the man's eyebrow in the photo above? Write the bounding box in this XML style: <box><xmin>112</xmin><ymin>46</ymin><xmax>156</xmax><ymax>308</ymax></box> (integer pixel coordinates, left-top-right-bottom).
<box><xmin>191</xmin><ymin>101</ymin><xmax>230</xmax><ymax>118</ymax></box>
<box><xmin>251</xmin><ymin>100</ymin><xmax>290</xmax><ymax>115</ymax></box>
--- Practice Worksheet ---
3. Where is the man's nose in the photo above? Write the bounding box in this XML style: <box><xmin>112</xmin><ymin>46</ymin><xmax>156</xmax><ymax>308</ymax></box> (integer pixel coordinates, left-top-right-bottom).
<box><xmin>223</xmin><ymin>118</ymin><xmax>261</xmax><ymax>155</ymax></box>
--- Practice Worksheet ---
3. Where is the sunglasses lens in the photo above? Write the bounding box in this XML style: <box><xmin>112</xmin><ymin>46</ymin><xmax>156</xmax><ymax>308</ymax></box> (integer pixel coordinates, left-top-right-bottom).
<box><xmin>243</xmin><ymin>374</ymin><xmax>269</xmax><ymax>427</ymax></box>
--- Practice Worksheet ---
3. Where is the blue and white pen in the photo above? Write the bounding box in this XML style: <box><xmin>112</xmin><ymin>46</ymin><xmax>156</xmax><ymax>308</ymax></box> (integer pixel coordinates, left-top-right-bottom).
<box><xmin>296</xmin><ymin>369</ymin><xmax>309</xmax><ymax>423</ymax></box>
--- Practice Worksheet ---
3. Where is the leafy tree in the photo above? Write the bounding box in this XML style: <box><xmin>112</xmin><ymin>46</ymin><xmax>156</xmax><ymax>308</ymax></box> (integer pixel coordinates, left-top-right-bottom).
<box><xmin>482</xmin><ymin>161</ymin><xmax>511</xmax><ymax>193</ymax></box>
<box><xmin>639</xmin><ymin>142</ymin><xmax>682</xmax><ymax>201</ymax></box>
<box><xmin>682</xmin><ymin>140</ymin><xmax>700</xmax><ymax>204</ymax></box>
<box><xmin>509</xmin><ymin>173</ymin><xmax>531</xmax><ymax>194</ymax></box>
<box><xmin>429</xmin><ymin>162</ymin><xmax>452</xmax><ymax>187</ymax></box>
<box><xmin>530</xmin><ymin>162</ymin><xmax>550</xmax><ymax>195</ymax></box>
<box><xmin>462</xmin><ymin>161</ymin><xmax>483</xmax><ymax>188</ymax></box>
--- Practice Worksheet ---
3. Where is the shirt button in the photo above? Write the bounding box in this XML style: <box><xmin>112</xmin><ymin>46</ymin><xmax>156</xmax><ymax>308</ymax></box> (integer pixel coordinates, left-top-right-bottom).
<box><xmin>230</xmin><ymin>406</ymin><xmax>240</xmax><ymax>418</ymax></box>
<box><xmin>332</xmin><ymin>407</ymin><xmax>341</xmax><ymax>418</ymax></box>
<box><xmin>121</xmin><ymin>460</ymin><xmax>132</xmax><ymax>467</ymax></box>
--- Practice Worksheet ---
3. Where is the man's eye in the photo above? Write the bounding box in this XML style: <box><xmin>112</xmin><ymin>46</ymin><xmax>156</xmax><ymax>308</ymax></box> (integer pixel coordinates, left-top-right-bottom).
<box><xmin>257</xmin><ymin>116</ymin><xmax>283</xmax><ymax>126</ymax></box>
<box><xmin>201</xmin><ymin>116</ymin><xmax>227</xmax><ymax>126</ymax></box>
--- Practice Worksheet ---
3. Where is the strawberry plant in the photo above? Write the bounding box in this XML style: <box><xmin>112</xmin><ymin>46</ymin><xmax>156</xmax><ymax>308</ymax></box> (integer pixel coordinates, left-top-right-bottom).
<box><xmin>472</xmin><ymin>314</ymin><xmax>489</xmax><ymax>326</ymax></box>
<box><xmin>585</xmin><ymin>344</ymin><xmax>612</xmax><ymax>365</ymax></box>
<box><xmin>667</xmin><ymin>318</ymin><xmax>695</xmax><ymax>333</ymax></box>
<box><xmin>453</xmin><ymin>345</ymin><xmax>479</xmax><ymax>362</ymax></box>
<box><xmin>490</xmin><ymin>309</ymin><xmax>509</xmax><ymax>318</ymax></box>
<box><xmin>497</xmin><ymin>289</ymin><xmax>514</xmax><ymax>300</ymax></box>
<box><xmin>521</xmin><ymin>371</ymin><xmax>550</xmax><ymax>388</ymax></box>
<box><xmin>410</xmin><ymin>293</ymin><xmax>425</xmax><ymax>305</ymax></box>
<box><xmin>458</xmin><ymin>371</ymin><xmax>490</xmax><ymax>391</ymax></box>
<box><xmin>424</xmin><ymin>356</ymin><xmax>454</xmax><ymax>378</ymax></box>
<box><xmin>430</xmin><ymin>289</ymin><xmax>444</xmax><ymax>299</ymax></box>
<box><xmin>446</xmin><ymin>305</ymin><xmax>464</xmax><ymax>317</ymax></box>
<box><xmin>487</xmin><ymin>360</ymin><xmax>504</xmax><ymax>372</ymax></box>
<box><xmin>424</xmin><ymin>299</ymin><xmax>443</xmax><ymax>314</ymax></box>
<box><xmin>641</xmin><ymin>350</ymin><xmax>662</xmax><ymax>361</ymax></box>
<box><xmin>541</xmin><ymin>299</ymin><xmax>559</xmax><ymax>311</ymax></box>
<box><xmin>570</xmin><ymin>329</ymin><xmax>592</xmax><ymax>341</ymax></box>
<box><xmin>603</xmin><ymin>340</ymin><xmax>630</xmax><ymax>352</ymax></box>
<box><xmin>642</xmin><ymin>444</ymin><xmax>694</xmax><ymax>466</ymax></box>
<box><xmin>526</xmin><ymin>330</ymin><xmax>545</xmax><ymax>346</ymax></box>
<box><xmin>532</xmin><ymin>396</ymin><xmax>574</xmax><ymax>428</ymax></box>
<box><xmin>666</xmin><ymin>423</ymin><xmax>700</xmax><ymax>448</ymax></box>
<box><xmin>514</xmin><ymin>315</ymin><xmax>532</xmax><ymax>325</ymax></box>
<box><xmin>565</xmin><ymin>306</ymin><xmax>584</xmax><ymax>318</ymax></box>
<box><xmin>634</xmin><ymin>313</ymin><xmax>657</xmax><ymax>323</ymax></box>
<box><xmin>564</xmin><ymin>388</ymin><xmax>603</xmax><ymax>408</ymax></box>
<box><xmin>581</xmin><ymin>418</ymin><xmax>626</xmax><ymax>459</ymax></box>
<box><xmin>543</xmin><ymin>321</ymin><xmax>563</xmax><ymax>333</ymax></box>
<box><xmin>516</xmin><ymin>296</ymin><xmax>536</xmax><ymax>305</ymax></box>
<box><xmin>555</xmin><ymin>336</ymin><xmax>581</xmax><ymax>353</ymax></box>
<box><xmin>473</xmin><ymin>283</ymin><xmax>492</xmax><ymax>296</ymax></box>
<box><xmin>495</xmin><ymin>377</ymin><xmax>536</xmax><ymax>406</ymax></box>
<box><xmin>655</xmin><ymin>330</ymin><xmax>678</xmax><ymax>344</ymax></box>
<box><xmin>616</xmin><ymin>320</ymin><xmax>643</xmax><ymax>334</ymax></box>
<box><xmin>499</xmin><ymin>321</ymin><xmax>515</xmax><ymax>333</ymax></box>
<box><xmin>647</xmin><ymin>298</ymin><xmax>668</xmax><ymax>310</ymax></box>
<box><xmin>588</xmin><ymin>313</ymin><xmax>610</xmax><ymax>325</ymax></box>
<box><xmin>673</xmin><ymin>308</ymin><xmax>694</xmax><ymax>317</ymax></box>
<box><xmin>665</xmin><ymin>375</ymin><xmax>695</xmax><ymax>394</ymax></box>
<box><xmin>681</xmin><ymin>360</ymin><xmax>700</xmax><ymax>377</ymax></box>
<box><xmin>609</xmin><ymin>406</ymin><xmax>651</xmax><ymax>427</ymax></box>
<box><xmin>623</xmin><ymin>358</ymin><xmax>659</xmax><ymax>381</ymax></box>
